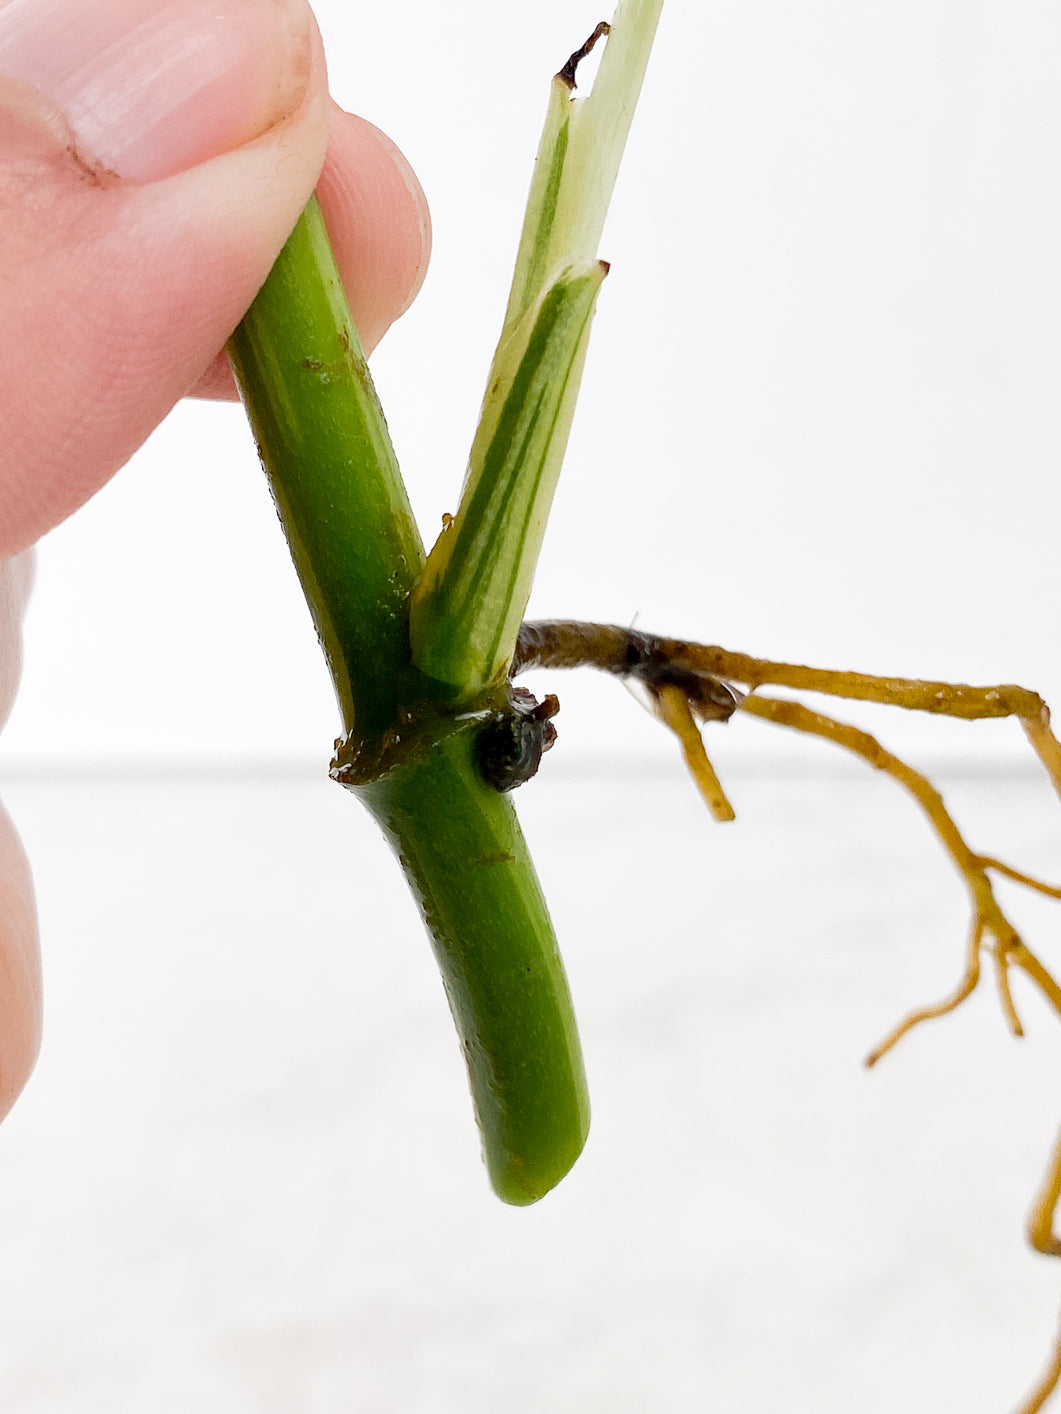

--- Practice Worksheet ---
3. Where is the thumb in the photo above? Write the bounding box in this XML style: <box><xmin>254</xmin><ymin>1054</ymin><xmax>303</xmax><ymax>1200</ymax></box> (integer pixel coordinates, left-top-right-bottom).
<box><xmin>0</xmin><ymin>0</ymin><xmax>332</xmax><ymax>558</ymax></box>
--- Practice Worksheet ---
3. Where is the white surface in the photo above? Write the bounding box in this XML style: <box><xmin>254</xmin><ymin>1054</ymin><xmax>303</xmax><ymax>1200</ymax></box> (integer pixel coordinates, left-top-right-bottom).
<box><xmin>4</xmin><ymin>7</ymin><xmax>1061</xmax><ymax>1411</ymax></box>
<box><xmin>1</xmin><ymin>764</ymin><xmax>1060</xmax><ymax>1412</ymax></box>
<box><xmin>4</xmin><ymin>1</ymin><xmax>1061</xmax><ymax>767</ymax></box>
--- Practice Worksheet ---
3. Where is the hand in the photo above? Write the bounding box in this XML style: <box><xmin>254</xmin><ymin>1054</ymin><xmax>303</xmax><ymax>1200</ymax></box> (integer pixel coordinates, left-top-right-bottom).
<box><xmin>0</xmin><ymin>0</ymin><xmax>431</xmax><ymax>1116</ymax></box>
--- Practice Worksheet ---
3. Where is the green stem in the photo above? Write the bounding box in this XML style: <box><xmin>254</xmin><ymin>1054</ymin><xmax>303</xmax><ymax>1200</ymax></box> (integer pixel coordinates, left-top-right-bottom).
<box><xmin>351</xmin><ymin>723</ymin><xmax>589</xmax><ymax>1204</ymax></box>
<box><xmin>228</xmin><ymin>197</ymin><xmax>589</xmax><ymax>1204</ymax></box>
<box><xmin>227</xmin><ymin>196</ymin><xmax>424</xmax><ymax>744</ymax></box>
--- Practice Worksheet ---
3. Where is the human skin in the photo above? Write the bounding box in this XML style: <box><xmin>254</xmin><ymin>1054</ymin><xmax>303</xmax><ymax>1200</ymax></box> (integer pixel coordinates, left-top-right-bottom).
<box><xmin>0</xmin><ymin>0</ymin><xmax>431</xmax><ymax>1117</ymax></box>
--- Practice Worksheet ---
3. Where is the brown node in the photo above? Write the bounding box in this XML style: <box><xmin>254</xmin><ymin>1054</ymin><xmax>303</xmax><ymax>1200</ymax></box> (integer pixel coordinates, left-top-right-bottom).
<box><xmin>558</xmin><ymin>21</ymin><xmax>612</xmax><ymax>88</ymax></box>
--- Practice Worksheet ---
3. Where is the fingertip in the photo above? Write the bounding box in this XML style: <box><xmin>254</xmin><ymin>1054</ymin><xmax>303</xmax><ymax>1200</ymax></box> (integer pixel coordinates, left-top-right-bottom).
<box><xmin>191</xmin><ymin>106</ymin><xmax>432</xmax><ymax>400</ymax></box>
<box><xmin>0</xmin><ymin>11</ymin><xmax>332</xmax><ymax>554</ymax></box>
<box><xmin>315</xmin><ymin>106</ymin><xmax>431</xmax><ymax>354</ymax></box>
<box><xmin>0</xmin><ymin>804</ymin><xmax>40</xmax><ymax>1123</ymax></box>
<box><xmin>190</xmin><ymin>351</ymin><xmax>241</xmax><ymax>401</ymax></box>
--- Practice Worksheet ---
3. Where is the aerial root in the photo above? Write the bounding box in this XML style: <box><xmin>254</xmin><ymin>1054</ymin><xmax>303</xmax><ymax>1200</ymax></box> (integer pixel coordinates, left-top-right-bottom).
<box><xmin>1029</xmin><ymin>1125</ymin><xmax>1061</xmax><ymax>1260</ymax></box>
<box><xmin>1014</xmin><ymin>1331</ymin><xmax>1061</xmax><ymax>1414</ymax></box>
<box><xmin>512</xmin><ymin>622</ymin><xmax>1061</xmax><ymax>1409</ymax></box>
<box><xmin>980</xmin><ymin>858</ymin><xmax>1061</xmax><ymax>901</ymax></box>
<box><xmin>514</xmin><ymin>625</ymin><xmax>1061</xmax><ymax>1053</ymax></box>
<box><xmin>671</xmin><ymin>674</ymin><xmax>1061</xmax><ymax>1414</ymax></box>
<box><xmin>660</xmin><ymin>639</ymin><xmax>1048</xmax><ymax>722</ymax></box>
<box><xmin>992</xmin><ymin>942</ymin><xmax>1025</xmax><ymax>1039</ymax></box>
<box><xmin>731</xmin><ymin>692</ymin><xmax>1061</xmax><ymax>1062</ymax></box>
<box><xmin>513</xmin><ymin>622</ymin><xmax>1061</xmax><ymax>1058</ymax></box>
<box><xmin>654</xmin><ymin>684</ymin><xmax>735</xmax><ymax>822</ymax></box>
<box><xmin>725</xmin><ymin>689</ymin><xmax>1061</xmax><ymax>1414</ymax></box>
<box><xmin>511</xmin><ymin>622</ymin><xmax>1061</xmax><ymax>1413</ymax></box>
<box><xmin>861</xmin><ymin>920</ymin><xmax>984</xmax><ymax>1066</ymax></box>
<box><xmin>1024</xmin><ymin>707</ymin><xmax>1061</xmax><ymax>802</ymax></box>
<box><xmin>1012</xmin><ymin>1128</ymin><xmax>1061</xmax><ymax>1414</ymax></box>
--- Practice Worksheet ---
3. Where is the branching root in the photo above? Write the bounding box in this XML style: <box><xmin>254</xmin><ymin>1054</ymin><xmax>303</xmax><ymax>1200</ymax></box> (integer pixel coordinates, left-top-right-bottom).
<box><xmin>734</xmin><ymin>692</ymin><xmax>1061</xmax><ymax>1061</ymax></box>
<box><xmin>654</xmin><ymin>684</ymin><xmax>735</xmax><ymax>822</ymax></box>
<box><xmin>1016</xmin><ymin>1127</ymin><xmax>1061</xmax><ymax>1412</ymax></box>
<box><xmin>512</xmin><ymin>621</ymin><xmax>1061</xmax><ymax>1411</ymax></box>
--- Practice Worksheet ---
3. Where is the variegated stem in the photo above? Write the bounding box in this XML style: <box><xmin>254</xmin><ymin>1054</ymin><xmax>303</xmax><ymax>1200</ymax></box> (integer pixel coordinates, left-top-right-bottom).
<box><xmin>409</xmin><ymin>0</ymin><xmax>664</xmax><ymax>697</ymax></box>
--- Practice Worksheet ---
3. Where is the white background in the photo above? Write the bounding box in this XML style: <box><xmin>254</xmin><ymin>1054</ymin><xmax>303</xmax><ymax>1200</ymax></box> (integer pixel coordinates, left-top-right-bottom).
<box><xmin>3</xmin><ymin>769</ymin><xmax>1061</xmax><ymax>1414</ymax></box>
<box><xmin>3</xmin><ymin>4</ymin><xmax>1061</xmax><ymax>1412</ymax></box>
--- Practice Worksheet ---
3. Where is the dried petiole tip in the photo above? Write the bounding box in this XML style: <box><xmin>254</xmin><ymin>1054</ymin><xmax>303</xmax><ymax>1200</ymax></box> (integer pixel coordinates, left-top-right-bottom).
<box><xmin>558</xmin><ymin>21</ymin><xmax>612</xmax><ymax>87</ymax></box>
<box><xmin>655</xmin><ymin>684</ymin><xmax>736</xmax><ymax>822</ymax></box>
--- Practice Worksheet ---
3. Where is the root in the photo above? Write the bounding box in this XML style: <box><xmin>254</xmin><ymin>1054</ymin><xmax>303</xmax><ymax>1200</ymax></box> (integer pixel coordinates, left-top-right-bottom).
<box><xmin>513</xmin><ymin>620</ymin><xmax>1061</xmax><ymax>1061</ymax></box>
<box><xmin>513</xmin><ymin>619</ymin><xmax>1061</xmax><ymax>1412</ymax></box>
<box><xmin>654</xmin><ymin>684</ymin><xmax>735</xmax><ymax>822</ymax></box>
<box><xmin>1016</xmin><ymin>1127</ymin><xmax>1061</xmax><ymax>1411</ymax></box>
<box><xmin>737</xmin><ymin>693</ymin><xmax>1061</xmax><ymax>1061</ymax></box>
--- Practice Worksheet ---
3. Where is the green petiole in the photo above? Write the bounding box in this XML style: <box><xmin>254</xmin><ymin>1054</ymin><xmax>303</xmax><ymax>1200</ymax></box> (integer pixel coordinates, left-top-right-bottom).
<box><xmin>408</xmin><ymin>259</ymin><xmax>607</xmax><ymax>694</ymax></box>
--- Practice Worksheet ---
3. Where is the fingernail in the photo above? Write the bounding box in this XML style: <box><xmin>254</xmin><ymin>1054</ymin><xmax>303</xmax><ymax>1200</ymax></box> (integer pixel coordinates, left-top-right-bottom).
<box><xmin>0</xmin><ymin>0</ymin><xmax>313</xmax><ymax>182</ymax></box>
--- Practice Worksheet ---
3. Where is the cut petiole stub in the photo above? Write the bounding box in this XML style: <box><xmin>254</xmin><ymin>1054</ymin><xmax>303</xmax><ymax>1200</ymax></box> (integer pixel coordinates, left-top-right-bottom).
<box><xmin>409</xmin><ymin>0</ymin><xmax>664</xmax><ymax>698</ymax></box>
<box><xmin>501</xmin><ymin>0</ymin><xmax>663</xmax><ymax>334</ymax></box>
<box><xmin>409</xmin><ymin>261</ymin><xmax>607</xmax><ymax>693</ymax></box>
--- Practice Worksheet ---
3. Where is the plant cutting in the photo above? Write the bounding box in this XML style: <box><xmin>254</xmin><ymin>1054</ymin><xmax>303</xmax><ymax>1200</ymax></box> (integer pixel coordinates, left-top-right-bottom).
<box><xmin>228</xmin><ymin>3</ymin><xmax>1061</xmax><ymax>1407</ymax></box>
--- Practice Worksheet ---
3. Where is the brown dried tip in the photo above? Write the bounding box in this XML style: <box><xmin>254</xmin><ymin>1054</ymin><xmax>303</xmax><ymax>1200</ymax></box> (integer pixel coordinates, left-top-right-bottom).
<box><xmin>558</xmin><ymin>21</ymin><xmax>611</xmax><ymax>88</ymax></box>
